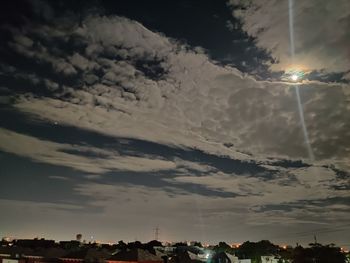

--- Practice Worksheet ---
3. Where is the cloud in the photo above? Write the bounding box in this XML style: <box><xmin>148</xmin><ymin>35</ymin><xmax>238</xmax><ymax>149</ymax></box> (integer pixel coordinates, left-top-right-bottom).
<box><xmin>229</xmin><ymin>0</ymin><xmax>350</xmax><ymax>77</ymax></box>
<box><xmin>80</xmin><ymin>16</ymin><xmax>173</xmax><ymax>60</ymax></box>
<box><xmin>168</xmin><ymin>165</ymin><xmax>349</xmax><ymax>209</ymax></box>
<box><xmin>2</xmin><ymin>11</ymin><xmax>350</xmax><ymax>166</ymax></box>
<box><xmin>1</xmin><ymin>7</ymin><xmax>349</xmax><ymax>245</ymax></box>
<box><xmin>0</xmin><ymin>128</ymin><xmax>176</xmax><ymax>173</ymax></box>
<box><xmin>1</xmin><ymin>118</ymin><xmax>347</xmax><ymax>221</ymax></box>
<box><xmin>71</xmin><ymin>167</ymin><xmax>350</xmax><ymax>242</ymax></box>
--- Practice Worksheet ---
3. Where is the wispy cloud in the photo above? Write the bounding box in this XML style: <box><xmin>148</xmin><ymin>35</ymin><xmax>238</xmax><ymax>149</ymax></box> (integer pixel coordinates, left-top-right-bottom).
<box><xmin>0</xmin><ymin>128</ymin><xmax>176</xmax><ymax>173</ymax></box>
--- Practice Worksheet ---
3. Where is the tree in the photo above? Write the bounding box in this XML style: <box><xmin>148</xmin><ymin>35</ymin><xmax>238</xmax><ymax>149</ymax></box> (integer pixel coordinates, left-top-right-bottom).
<box><xmin>192</xmin><ymin>241</ymin><xmax>203</xmax><ymax>247</ymax></box>
<box><xmin>236</xmin><ymin>240</ymin><xmax>280</xmax><ymax>263</ymax></box>
<box><xmin>213</xmin><ymin>242</ymin><xmax>232</xmax><ymax>253</ymax></box>
<box><xmin>173</xmin><ymin>242</ymin><xmax>188</xmax><ymax>247</ymax></box>
<box><xmin>144</xmin><ymin>240</ymin><xmax>163</xmax><ymax>253</ymax></box>
<box><xmin>146</xmin><ymin>240</ymin><xmax>162</xmax><ymax>247</ymax></box>
<box><xmin>292</xmin><ymin>244</ymin><xmax>346</xmax><ymax>263</ymax></box>
<box><xmin>127</xmin><ymin>241</ymin><xmax>142</xmax><ymax>249</ymax></box>
<box><xmin>116</xmin><ymin>240</ymin><xmax>127</xmax><ymax>250</ymax></box>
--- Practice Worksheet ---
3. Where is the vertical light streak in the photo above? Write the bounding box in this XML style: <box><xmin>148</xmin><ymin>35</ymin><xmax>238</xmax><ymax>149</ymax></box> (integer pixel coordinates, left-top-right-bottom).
<box><xmin>295</xmin><ymin>84</ymin><xmax>315</xmax><ymax>161</ymax></box>
<box><xmin>288</xmin><ymin>0</ymin><xmax>315</xmax><ymax>161</ymax></box>
<box><xmin>288</xmin><ymin>0</ymin><xmax>295</xmax><ymax>58</ymax></box>
<box><xmin>192</xmin><ymin>185</ymin><xmax>206</xmax><ymax>242</ymax></box>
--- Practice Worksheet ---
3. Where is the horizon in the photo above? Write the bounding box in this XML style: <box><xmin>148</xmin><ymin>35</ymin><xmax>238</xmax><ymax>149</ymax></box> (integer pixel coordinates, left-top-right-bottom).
<box><xmin>1</xmin><ymin>234</ymin><xmax>346</xmax><ymax>250</ymax></box>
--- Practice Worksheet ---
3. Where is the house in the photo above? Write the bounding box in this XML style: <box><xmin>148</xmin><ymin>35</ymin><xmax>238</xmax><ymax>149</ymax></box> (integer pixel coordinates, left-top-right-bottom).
<box><xmin>107</xmin><ymin>248</ymin><xmax>163</xmax><ymax>263</ymax></box>
<box><xmin>210</xmin><ymin>252</ymin><xmax>239</xmax><ymax>263</ymax></box>
<box><xmin>261</xmin><ymin>256</ymin><xmax>278</xmax><ymax>263</ymax></box>
<box><xmin>187</xmin><ymin>251</ymin><xmax>206</xmax><ymax>262</ymax></box>
<box><xmin>207</xmin><ymin>252</ymin><xmax>253</xmax><ymax>263</ymax></box>
<box><xmin>168</xmin><ymin>250</ymin><xmax>202</xmax><ymax>263</ymax></box>
<box><xmin>59</xmin><ymin>247</ymin><xmax>110</xmax><ymax>263</ymax></box>
<box><xmin>14</xmin><ymin>240</ymin><xmax>55</xmax><ymax>250</ymax></box>
<box><xmin>1</xmin><ymin>259</ymin><xmax>26</xmax><ymax>263</ymax></box>
<box><xmin>58</xmin><ymin>258</ymin><xmax>83</xmax><ymax>263</ymax></box>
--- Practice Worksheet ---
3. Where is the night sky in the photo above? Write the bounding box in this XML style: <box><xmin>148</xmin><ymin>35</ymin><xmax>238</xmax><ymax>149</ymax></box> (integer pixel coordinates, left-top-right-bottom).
<box><xmin>0</xmin><ymin>0</ymin><xmax>349</xmax><ymax>248</ymax></box>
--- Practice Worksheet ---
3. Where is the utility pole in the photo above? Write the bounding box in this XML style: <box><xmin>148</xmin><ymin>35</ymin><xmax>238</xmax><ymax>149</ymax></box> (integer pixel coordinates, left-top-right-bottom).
<box><xmin>154</xmin><ymin>226</ymin><xmax>160</xmax><ymax>241</ymax></box>
<box><xmin>313</xmin><ymin>235</ymin><xmax>318</xmax><ymax>263</ymax></box>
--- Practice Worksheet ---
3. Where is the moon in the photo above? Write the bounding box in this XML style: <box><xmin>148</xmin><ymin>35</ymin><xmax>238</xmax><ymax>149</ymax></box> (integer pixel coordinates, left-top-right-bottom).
<box><xmin>283</xmin><ymin>67</ymin><xmax>306</xmax><ymax>82</ymax></box>
<box><xmin>290</xmin><ymin>74</ymin><xmax>299</xmax><ymax>81</ymax></box>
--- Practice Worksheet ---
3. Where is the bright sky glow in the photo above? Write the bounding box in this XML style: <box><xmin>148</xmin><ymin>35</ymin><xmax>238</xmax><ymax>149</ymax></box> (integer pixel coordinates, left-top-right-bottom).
<box><xmin>291</xmin><ymin>74</ymin><xmax>299</xmax><ymax>81</ymax></box>
<box><xmin>283</xmin><ymin>68</ymin><xmax>305</xmax><ymax>82</ymax></box>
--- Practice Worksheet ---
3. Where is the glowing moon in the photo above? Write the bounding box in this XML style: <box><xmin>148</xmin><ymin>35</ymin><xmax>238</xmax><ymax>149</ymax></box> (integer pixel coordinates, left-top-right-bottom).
<box><xmin>291</xmin><ymin>74</ymin><xmax>299</xmax><ymax>81</ymax></box>
<box><xmin>282</xmin><ymin>67</ymin><xmax>307</xmax><ymax>82</ymax></box>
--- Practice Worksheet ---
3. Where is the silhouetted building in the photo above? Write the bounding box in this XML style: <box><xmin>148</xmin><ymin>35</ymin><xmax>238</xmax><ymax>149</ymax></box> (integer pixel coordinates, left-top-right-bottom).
<box><xmin>76</xmin><ymin>235</ymin><xmax>82</xmax><ymax>243</ymax></box>
<box><xmin>107</xmin><ymin>248</ymin><xmax>163</xmax><ymax>263</ymax></box>
<box><xmin>15</xmin><ymin>239</ymin><xmax>55</xmax><ymax>249</ymax></box>
<box><xmin>59</xmin><ymin>241</ymin><xmax>80</xmax><ymax>250</ymax></box>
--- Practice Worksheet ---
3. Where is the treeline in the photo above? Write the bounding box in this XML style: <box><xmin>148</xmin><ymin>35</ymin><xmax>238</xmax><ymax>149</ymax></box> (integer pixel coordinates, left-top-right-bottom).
<box><xmin>210</xmin><ymin>240</ymin><xmax>347</xmax><ymax>263</ymax></box>
<box><xmin>1</xmin><ymin>238</ymin><xmax>348</xmax><ymax>263</ymax></box>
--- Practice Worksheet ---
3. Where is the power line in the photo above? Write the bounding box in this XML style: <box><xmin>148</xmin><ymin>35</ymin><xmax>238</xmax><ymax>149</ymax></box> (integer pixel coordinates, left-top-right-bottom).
<box><xmin>154</xmin><ymin>226</ymin><xmax>160</xmax><ymax>241</ymax></box>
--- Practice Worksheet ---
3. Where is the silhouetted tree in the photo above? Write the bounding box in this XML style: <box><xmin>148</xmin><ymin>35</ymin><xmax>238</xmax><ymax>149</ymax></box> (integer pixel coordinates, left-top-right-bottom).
<box><xmin>213</xmin><ymin>242</ymin><xmax>232</xmax><ymax>253</ymax></box>
<box><xmin>146</xmin><ymin>240</ymin><xmax>162</xmax><ymax>247</ymax></box>
<box><xmin>173</xmin><ymin>242</ymin><xmax>188</xmax><ymax>247</ymax></box>
<box><xmin>144</xmin><ymin>240</ymin><xmax>163</xmax><ymax>253</ymax></box>
<box><xmin>116</xmin><ymin>240</ymin><xmax>127</xmax><ymax>251</ymax></box>
<box><xmin>292</xmin><ymin>244</ymin><xmax>346</xmax><ymax>263</ymax></box>
<box><xmin>127</xmin><ymin>241</ymin><xmax>142</xmax><ymax>249</ymax></box>
<box><xmin>192</xmin><ymin>241</ymin><xmax>203</xmax><ymax>247</ymax></box>
<box><xmin>236</xmin><ymin>240</ymin><xmax>279</xmax><ymax>263</ymax></box>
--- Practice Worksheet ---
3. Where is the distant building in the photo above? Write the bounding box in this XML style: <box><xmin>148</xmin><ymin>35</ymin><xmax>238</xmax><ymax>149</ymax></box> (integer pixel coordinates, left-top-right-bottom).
<box><xmin>76</xmin><ymin>235</ymin><xmax>82</xmax><ymax>243</ymax></box>
<box><xmin>14</xmin><ymin>239</ymin><xmax>55</xmax><ymax>249</ymax></box>
<box><xmin>1</xmin><ymin>259</ymin><xmax>26</xmax><ymax>263</ymax></box>
<box><xmin>210</xmin><ymin>253</ymin><xmax>253</xmax><ymax>263</ymax></box>
<box><xmin>107</xmin><ymin>248</ymin><xmax>163</xmax><ymax>263</ymax></box>
<box><xmin>59</xmin><ymin>241</ymin><xmax>80</xmax><ymax>250</ymax></box>
<box><xmin>153</xmin><ymin>246</ymin><xmax>176</xmax><ymax>255</ymax></box>
<box><xmin>187</xmin><ymin>251</ymin><xmax>206</xmax><ymax>262</ymax></box>
<box><xmin>211</xmin><ymin>252</ymin><xmax>238</xmax><ymax>263</ymax></box>
<box><xmin>168</xmin><ymin>250</ymin><xmax>202</xmax><ymax>263</ymax></box>
<box><xmin>59</xmin><ymin>258</ymin><xmax>84</xmax><ymax>263</ymax></box>
<box><xmin>261</xmin><ymin>256</ymin><xmax>278</xmax><ymax>263</ymax></box>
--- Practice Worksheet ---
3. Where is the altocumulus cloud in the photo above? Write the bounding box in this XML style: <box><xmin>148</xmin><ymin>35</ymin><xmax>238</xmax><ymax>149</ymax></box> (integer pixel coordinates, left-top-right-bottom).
<box><xmin>0</xmin><ymin>1</ymin><xmax>349</xmax><ymax>245</ymax></box>
<box><xmin>3</xmin><ymin>12</ymin><xmax>350</xmax><ymax>164</ymax></box>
